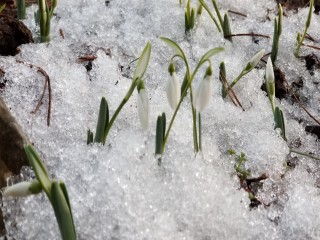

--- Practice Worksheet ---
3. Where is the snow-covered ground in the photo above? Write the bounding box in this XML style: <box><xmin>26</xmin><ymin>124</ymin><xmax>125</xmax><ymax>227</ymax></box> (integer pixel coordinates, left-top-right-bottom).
<box><xmin>1</xmin><ymin>0</ymin><xmax>320</xmax><ymax>239</ymax></box>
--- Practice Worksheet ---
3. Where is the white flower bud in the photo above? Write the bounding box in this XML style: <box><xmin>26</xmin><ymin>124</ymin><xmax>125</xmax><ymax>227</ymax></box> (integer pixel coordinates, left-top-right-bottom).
<box><xmin>265</xmin><ymin>57</ymin><xmax>275</xmax><ymax>112</ymax></box>
<box><xmin>193</xmin><ymin>66</ymin><xmax>213</xmax><ymax>112</ymax></box>
<box><xmin>245</xmin><ymin>49</ymin><xmax>265</xmax><ymax>71</ymax></box>
<box><xmin>166</xmin><ymin>72</ymin><xmax>181</xmax><ymax>110</ymax></box>
<box><xmin>137</xmin><ymin>89</ymin><xmax>150</xmax><ymax>129</ymax></box>
<box><xmin>265</xmin><ymin>57</ymin><xmax>274</xmax><ymax>84</ymax></box>
<box><xmin>3</xmin><ymin>180</ymin><xmax>41</xmax><ymax>197</ymax></box>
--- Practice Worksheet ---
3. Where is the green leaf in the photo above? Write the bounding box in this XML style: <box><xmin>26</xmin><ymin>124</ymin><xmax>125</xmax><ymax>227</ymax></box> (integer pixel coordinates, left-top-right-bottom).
<box><xmin>274</xmin><ymin>107</ymin><xmax>286</xmax><ymax>140</ymax></box>
<box><xmin>180</xmin><ymin>73</ymin><xmax>189</xmax><ymax>98</ymax></box>
<box><xmin>190</xmin><ymin>8</ymin><xmax>195</xmax><ymax>29</ymax></box>
<box><xmin>24</xmin><ymin>145</ymin><xmax>51</xmax><ymax>196</ymax></box>
<box><xmin>306</xmin><ymin>0</ymin><xmax>314</xmax><ymax>29</ymax></box>
<box><xmin>278</xmin><ymin>4</ymin><xmax>283</xmax><ymax>35</ymax></box>
<box><xmin>198</xmin><ymin>47</ymin><xmax>224</xmax><ymax>67</ymax></box>
<box><xmin>193</xmin><ymin>47</ymin><xmax>224</xmax><ymax>78</ymax></box>
<box><xmin>223</xmin><ymin>13</ymin><xmax>232</xmax><ymax>40</ymax></box>
<box><xmin>219</xmin><ymin>62</ymin><xmax>227</xmax><ymax>98</ymax></box>
<box><xmin>59</xmin><ymin>182</ymin><xmax>76</xmax><ymax>238</ymax></box>
<box><xmin>133</xmin><ymin>42</ymin><xmax>152</xmax><ymax>81</ymax></box>
<box><xmin>160</xmin><ymin>37</ymin><xmax>186</xmax><ymax>61</ymax></box>
<box><xmin>198</xmin><ymin>0</ymin><xmax>221</xmax><ymax>32</ymax></box>
<box><xmin>155</xmin><ymin>113</ymin><xmax>166</xmax><ymax>155</ymax></box>
<box><xmin>94</xmin><ymin>97</ymin><xmax>109</xmax><ymax>143</ymax></box>
<box><xmin>51</xmin><ymin>181</ymin><xmax>77</xmax><ymax>240</ymax></box>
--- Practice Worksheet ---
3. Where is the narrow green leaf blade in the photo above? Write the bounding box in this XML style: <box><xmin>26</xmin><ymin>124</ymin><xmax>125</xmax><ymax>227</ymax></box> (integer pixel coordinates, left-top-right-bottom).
<box><xmin>160</xmin><ymin>37</ymin><xmax>186</xmax><ymax>60</ymax></box>
<box><xmin>133</xmin><ymin>42</ymin><xmax>152</xmax><ymax>81</ymax></box>
<box><xmin>94</xmin><ymin>97</ymin><xmax>108</xmax><ymax>143</ymax></box>
<box><xmin>198</xmin><ymin>47</ymin><xmax>224</xmax><ymax>67</ymax></box>
<box><xmin>155</xmin><ymin>113</ymin><xmax>166</xmax><ymax>155</ymax></box>
<box><xmin>51</xmin><ymin>181</ymin><xmax>77</xmax><ymax>240</ymax></box>
<box><xmin>60</xmin><ymin>182</ymin><xmax>76</xmax><ymax>238</ymax></box>
<box><xmin>24</xmin><ymin>145</ymin><xmax>51</xmax><ymax>196</ymax></box>
<box><xmin>223</xmin><ymin>13</ymin><xmax>232</xmax><ymax>40</ymax></box>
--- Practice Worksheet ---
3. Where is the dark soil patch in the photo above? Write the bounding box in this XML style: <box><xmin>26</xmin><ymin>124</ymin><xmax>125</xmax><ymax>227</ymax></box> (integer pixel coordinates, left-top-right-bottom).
<box><xmin>277</xmin><ymin>0</ymin><xmax>320</xmax><ymax>11</ymax></box>
<box><xmin>0</xmin><ymin>14</ymin><xmax>33</xmax><ymax>56</ymax></box>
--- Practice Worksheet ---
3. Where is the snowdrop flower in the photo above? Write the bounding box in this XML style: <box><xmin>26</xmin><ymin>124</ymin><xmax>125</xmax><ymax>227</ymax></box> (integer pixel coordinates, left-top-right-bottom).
<box><xmin>193</xmin><ymin>66</ymin><xmax>213</xmax><ymax>112</ymax></box>
<box><xmin>265</xmin><ymin>57</ymin><xmax>275</xmax><ymax>112</ymax></box>
<box><xmin>166</xmin><ymin>62</ymin><xmax>181</xmax><ymax>110</ymax></box>
<box><xmin>3</xmin><ymin>180</ymin><xmax>42</xmax><ymax>197</ymax></box>
<box><xmin>244</xmin><ymin>49</ymin><xmax>265</xmax><ymax>72</ymax></box>
<box><xmin>137</xmin><ymin>80</ymin><xmax>149</xmax><ymax>129</ymax></box>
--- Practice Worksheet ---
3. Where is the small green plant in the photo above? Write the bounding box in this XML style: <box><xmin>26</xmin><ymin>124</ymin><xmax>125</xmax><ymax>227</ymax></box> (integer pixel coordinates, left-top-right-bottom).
<box><xmin>185</xmin><ymin>0</ymin><xmax>195</xmax><ymax>31</ymax></box>
<box><xmin>199</xmin><ymin>0</ymin><xmax>232</xmax><ymax>39</ymax></box>
<box><xmin>87</xmin><ymin>43</ymin><xmax>151</xmax><ymax>145</ymax></box>
<box><xmin>156</xmin><ymin>37</ymin><xmax>223</xmax><ymax>155</ymax></box>
<box><xmin>295</xmin><ymin>0</ymin><xmax>314</xmax><ymax>57</ymax></box>
<box><xmin>16</xmin><ymin>0</ymin><xmax>26</xmax><ymax>19</ymax></box>
<box><xmin>3</xmin><ymin>145</ymin><xmax>76</xmax><ymax>240</ymax></box>
<box><xmin>228</xmin><ymin>149</ymin><xmax>250</xmax><ymax>178</ymax></box>
<box><xmin>271</xmin><ymin>4</ymin><xmax>283</xmax><ymax>64</ymax></box>
<box><xmin>265</xmin><ymin>57</ymin><xmax>286</xmax><ymax>140</ymax></box>
<box><xmin>37</xmin><ymin>0</ymin><xmax>57</xmax><ymax>42</ymax></box>
<box><xmin>184</xmin><ymin>0</ymin><xmax>203</xmax><ymax>31</ymax></box>
<box><xmin>222</xmin><ymin>49</ymin><xmax>265</xmax><ymax>98</ymax></box>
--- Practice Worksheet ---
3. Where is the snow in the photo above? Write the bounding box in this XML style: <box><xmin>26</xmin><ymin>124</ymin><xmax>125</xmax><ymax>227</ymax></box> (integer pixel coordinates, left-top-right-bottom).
<box><xmin>0</xmin><ymin>0</ymin><xmax>320</xmax><ymax>239</ymax></box>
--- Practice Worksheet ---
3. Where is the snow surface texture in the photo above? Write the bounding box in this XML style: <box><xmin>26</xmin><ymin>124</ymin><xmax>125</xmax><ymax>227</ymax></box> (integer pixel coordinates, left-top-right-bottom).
<box><xmin>0</xmin><ymin>0</ymin><xmax>320</xmax><ymax>239</ymax></box>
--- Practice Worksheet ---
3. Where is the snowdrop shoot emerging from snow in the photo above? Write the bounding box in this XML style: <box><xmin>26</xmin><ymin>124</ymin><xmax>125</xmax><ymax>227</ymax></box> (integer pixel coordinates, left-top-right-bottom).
<box><xmin>166</xmin><ymin>61</ymin><xmax>181</xmax><ymax>110</ymax></box>
<box><xmin>193</xmin><ymin>66</ymin><xmax>213</xmax><ymax>112</ymax></box>
<box><xmin>265</xmin><ymin>57</ymin><xmax>275</xmax><ymax>113</ymax></box>
<box><xmin>137</xmin><ymin>80</ymin><xmax>150</xmax><ymax>129</ymax></box>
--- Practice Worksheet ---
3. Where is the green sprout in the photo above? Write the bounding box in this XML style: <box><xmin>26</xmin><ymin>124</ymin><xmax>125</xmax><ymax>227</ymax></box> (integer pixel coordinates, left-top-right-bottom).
<box><xmin>199</xmin><ymin>0</ymin><xmax>232</xmax><ymax>39</ymax></box>
<box><xmin>16</xmin><ymin>0</ymin><xmax>26</xmax><ymax>19</ymax></box>
<box><xmin>87</xmin><ymin>42</ymin><xmax>151</xmax><ymax>145</ymax></box>
<box><xmin>158</xmin><ymin>37</ymin><xmax>223</xmax><ymax>155</ymax></box>
<box><xmin>265</xmin><ymin>57</ymin><xmax>286</xmax><ymax>141</ymax></box>
<box><xmin>222</xmin><ymin>49</ymin><xmax>265</xmax><ymax>98</ymax></box>
<box><xmin>294</xmin><ymin>0</ymin><xmax>314</xmax><ymax>57</ymax></box>
<box><xmin>228</xmin><ymin>149</ymin><xmax>250</xmax><ymax>178</ymax></box>
<box><xmin>37</xmin><ymin>0</ymin><xmax>57</xmax><ymax>42</ymax></box>
<box><xmin>185</xmin><ymin>0</ymin><xmax>195</xmax><ymax>31</ymax></box>
<box><xmin>271</xmin><ymin>4</ymin><xmax>282</xmax><ymax>64</ymax></box>
<box><xmin>4</xmin><ymin>145</ymin><xmax>76</xmax><ymax>240</ymax></box>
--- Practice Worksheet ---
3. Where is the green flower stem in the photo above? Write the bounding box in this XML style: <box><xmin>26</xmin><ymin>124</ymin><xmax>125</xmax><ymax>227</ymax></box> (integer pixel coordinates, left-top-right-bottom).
<box><xmin>294</xmin><ymin>0</ymin><xmax>313</xmax><ymax>57</ymax></box>
<box><xmin>198</xmin><ymin>112</ymin><xmax>202</xmax><ymax>151</ymax></box>
<box><xmin>211</xmin><ymin>0</ymin><xmax>223</xmax><ymax>27</ymax></box>
<box><xmin>189</xmin><ymin>87</ymin><xmax>199</xmax><ymax>153</ymax></box>
<box><xmin>198</xmin><ymin>0</ymin><xmax>221</xmax><ymax>32</ymax></box>
<box><xmin>290</xmin><ymin>148</ymin><xmax>320</xmax><ymax>161</ymax></box>
<box><xmin>224</xmin><ymin>70</ymin><xmax>245</xmax><ymax>97</ymax></box>
<box><xmin>17</xmin><ymin>0</ymin><xmax>26</xmax><ymax>19</ymax></box>
<box><xmin>102</xmin><ymin>78</ymin><xmax>139</xmax><ymax>144</ymax></box>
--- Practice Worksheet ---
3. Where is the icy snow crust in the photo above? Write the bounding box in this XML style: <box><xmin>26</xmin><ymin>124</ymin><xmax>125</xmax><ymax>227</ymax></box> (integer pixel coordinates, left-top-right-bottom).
<box><xmin>1</xmin><ymin>0</ymin><xmax>320</xmax><ymax>239</ymax></box>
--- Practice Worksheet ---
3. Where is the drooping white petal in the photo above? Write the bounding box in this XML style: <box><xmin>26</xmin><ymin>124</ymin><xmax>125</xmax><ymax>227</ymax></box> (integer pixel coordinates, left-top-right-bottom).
<box><xmin>3</xmin><ymin>181</ymin><xmax>34</xmax><ymax>197</ymax></box>
<box><xmin>193</xmin><ymin>75</ymin><xmax>212</xmax><ymax>112</ymax></box>
<box><xmin>265</xmin><ymin>57</ymin><xmax>274</xmax><ymax>84</ymax></box>
<box><xmin>137</xmin><ymin>89</ymin><xmax>149</xmax><ymax>129</ymax></box>
<box><xmin>166</xmin><ymin>72</ymin><xmax>181</xmax><ymax>110</ymax></box>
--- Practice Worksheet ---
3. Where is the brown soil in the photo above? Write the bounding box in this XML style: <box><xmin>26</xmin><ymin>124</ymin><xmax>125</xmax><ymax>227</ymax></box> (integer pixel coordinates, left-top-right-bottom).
<box><xmin>0</xmin><ymin>14</ymin><xmax>33</xmax><ymax>56</ymax></box>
